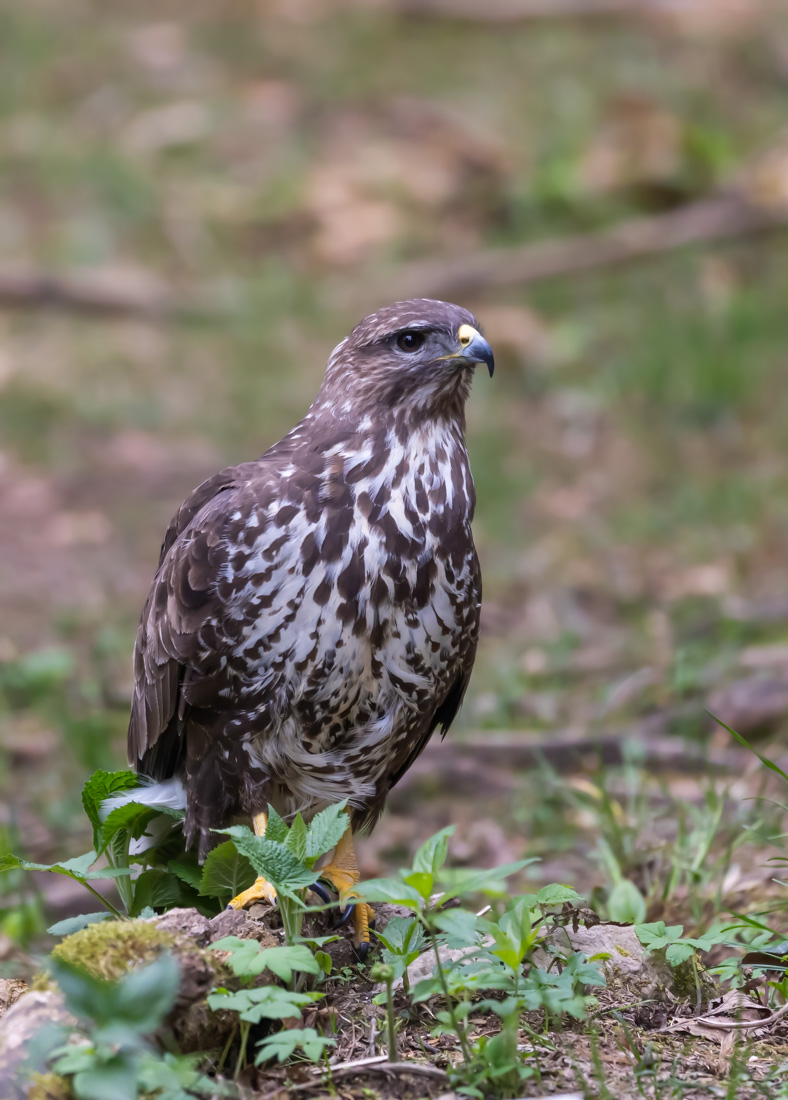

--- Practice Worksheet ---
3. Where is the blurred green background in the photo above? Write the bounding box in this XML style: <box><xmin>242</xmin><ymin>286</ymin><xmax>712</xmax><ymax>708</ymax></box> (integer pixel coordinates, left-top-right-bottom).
<box><xmin>2</xmin><ymin>0</ymin><xmax>788</xmax><ymax>936</ymax></box>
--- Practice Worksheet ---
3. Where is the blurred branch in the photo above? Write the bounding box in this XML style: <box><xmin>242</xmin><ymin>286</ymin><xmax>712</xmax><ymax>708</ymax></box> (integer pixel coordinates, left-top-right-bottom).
<box><xmin>366</xmin><ymin>195</ymin><xmax>788</xmax><ymax>303</ymax></box>
<box><xmin>385</xmin><ymin>0</ymin><xmax>685</xmax><ymax>22</ymax></box>
<box><xmin>0</xmin><ymin>266</ymin><xmax>212</xmax><ymax>320</ymax></box>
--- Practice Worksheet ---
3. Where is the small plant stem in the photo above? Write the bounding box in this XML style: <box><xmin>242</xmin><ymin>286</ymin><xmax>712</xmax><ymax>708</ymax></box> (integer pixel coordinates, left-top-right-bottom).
<box><xmin>235</xmin><ymin>1020</ymin><xmax>251</xmax><ymax>1078</ymax></box>
<box><xmin>427</xmin><ymin>924</ymin><xmax>472</xmax><ymax>1066</ymax></box>
<box><xmin>217</xmin><ymin>1023</ymin><xmax>237</xmax><ymax>1074</ymax></box>
<box><xmin>79</xmin><ymin>879</ymin><xmax>127</xmax><ymax>920</ymax></box>
<box><xmin>384</xmin><ymin>976</ymin><xmax>398</xmax><ymax>1061</ymax></box>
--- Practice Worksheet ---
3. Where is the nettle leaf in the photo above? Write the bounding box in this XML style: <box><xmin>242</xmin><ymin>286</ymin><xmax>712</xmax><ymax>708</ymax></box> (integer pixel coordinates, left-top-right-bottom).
<box><xmin>212</xmin><ymin>937</ymin><xmax>321</xmax><ymax>982</ymax></box>
<box><xmin>130</xmin><ymin>868</ymin><xmax>198</xmax><ymax>916</ymax></box>
<box><xmin>99</xmin><ymin>801</ymin><xmax>183</xmax><ymax>856</ymax></box>
<box><xmin>255</xmin><ymin>1027</ymin><xmax>335</xmax><ymax>1065</ymax></box>
<box><xmin>534</xmin><ymin>883</ymin><xmax>585</xmax><ymax>908</ymax></box>
<box><xmin>169</xmin><ymin>859</ymin><xmax>204</xmax><ymax>892</ymax></box>
<box><xmin>306</xmin><ymin>802</ymin><xmax>348</xmax><ymax>866</ymax></box>
<box><xmin>286</xmin><ymin>814</ymin><xmax>308</xmax><ymax>864</ymax></box>
<box><xmin>413</xmin><ymin>826</ymin><xmax>454</xmax><ymax>877</ymax></box>
<box><xmin>219</xmin><ymin>827</ymin><xmax>316</xmax><ymax>894</ymax></box>
<box><xmin>47</xmin><ymin>912</ymin><xmax>112</xmax><ymax>937</ymax></box>
<box><xmin>265</xmin><ymin>807</ymin><xmax>290</xmax><ymax>844</ymax></box>
<box><xmin>81</xmin><ymin>770</ymin><xmax>140</xmax><ymax>849</ymax></box>
<box><xmin>199</xmin><ymin>842</ymin><xmax>255</xmax><ymax>901</ymax></box>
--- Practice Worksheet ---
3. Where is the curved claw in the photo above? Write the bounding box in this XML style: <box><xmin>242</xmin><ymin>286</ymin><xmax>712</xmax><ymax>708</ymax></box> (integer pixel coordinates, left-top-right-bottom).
<box><xmin>336</xmin><ymin>900</ymin><xmax>354</xmax><ymax>927</ymax></box>
<box><xmin>355</xmin><ymin>939</ymin><xmax>371</xmax><ymax>963</ymax></box>
<box><xmin>308</xmin><ymin>881</ymin><xmax>332</xmax><ymax>907</ymax></box>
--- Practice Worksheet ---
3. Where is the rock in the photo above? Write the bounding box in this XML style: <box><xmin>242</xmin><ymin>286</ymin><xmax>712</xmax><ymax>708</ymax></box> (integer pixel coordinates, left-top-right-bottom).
<box><xmin>707</xmin><ymin>676</ymin><xmax>788</xmax><ymax>737</ymax></box>
<box><xmin>536</xmin><ymin>921</ymin><xmax>714</xmax><ymax>1001</ymax></box>
<box><xmin>150</xmin><ymin>907</ymin><xmax>211</xmax><ymax>945</ymax></box>
<box><xmin>0</xmin><ymin>991</ymin><xmax>74</xmax><ymax>1100</ymax></box>
<box><xmin>0</xmin><ymin>979</ymin><xmax>27</xmax><ymax>1021</ymax></box>
<box><xmin>207</xmin><ymin>906</ymin><xmax>278</xmax><ymax>944</ymax></box>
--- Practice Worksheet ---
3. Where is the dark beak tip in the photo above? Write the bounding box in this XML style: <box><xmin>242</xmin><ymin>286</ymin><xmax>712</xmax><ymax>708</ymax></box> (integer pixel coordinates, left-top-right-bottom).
<box><xmin>487</xmin><ymin>359</ymin><xmax>495</xmax><ymax>378</ymax></box>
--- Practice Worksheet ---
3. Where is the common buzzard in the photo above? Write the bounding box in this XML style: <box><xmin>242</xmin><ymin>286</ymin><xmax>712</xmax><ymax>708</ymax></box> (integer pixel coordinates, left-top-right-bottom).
<box><xmin>112</xmin><ymin>298</ymin><xmax>494</xmax><ymax>951</ymax></box>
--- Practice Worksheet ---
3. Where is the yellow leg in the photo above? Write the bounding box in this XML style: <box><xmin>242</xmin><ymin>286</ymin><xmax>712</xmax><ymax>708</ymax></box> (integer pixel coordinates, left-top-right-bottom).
<box><xmin>228</xmin><ymin>812</ymin><xmax>277</xmax><ymax>909</ymax></box>
<box><xmin>318</xmin><ymin>826</ymin><xmax>374</xmax><ymax>955</ymax></box>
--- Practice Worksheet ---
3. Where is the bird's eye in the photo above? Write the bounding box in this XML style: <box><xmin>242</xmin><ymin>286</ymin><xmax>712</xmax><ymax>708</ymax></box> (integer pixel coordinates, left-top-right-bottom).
<box><xmin>396</xmin><ymin>331</ymin><xmax>426</xmax><ymax>353</ymax></box>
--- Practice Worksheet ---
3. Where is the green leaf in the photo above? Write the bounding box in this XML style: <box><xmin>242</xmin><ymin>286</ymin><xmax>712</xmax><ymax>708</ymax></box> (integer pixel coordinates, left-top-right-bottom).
<box><xmin>72</xmin><ymin>1061</ymin><xmax>138</xmax><ymax>1100</ymax></box>
<box><xmin>708</xmin><ymin>713</ymin><xmax>788</xmax><ymax>783</ymax></box>
<box><xmin>265</xmin><ymin>807</ymin><xmax>290</xmax><ymax>844</ymax></box>
<box><xmin>375</xmin><ymin>916</ymin><xmax>425</xmax><ymax>956</ymax></box>
<box><xmin>218</xmin><ymin>828</ymin><xmax>315</xmax><ymax>893</ymax></box>
<box><xmin>402</xmin><ymin>870</ymin><xmax>434</xmax><ymax>900</ymax></box>
<box><xmin>199</xmin><ymin>842</ymin><xmax>255</xmax><ymax>901</ymax></box>
<box><xmin>286</xmin><ymin>814</ymin><xmax>308</xmax><ymax>864</ymax></box>
<box><xmin>413</xmin><ymin>826</ymin><xmax>454</xmax><ymax>877</ymax></box>
<box><xmin>112</xmin><ymin>952</ymin><xmax>181</xmax><ymax>1029</ymax></box>
<box><xmin>52</xmin><ymin>953</ymin><xmax>181</xmax><ymax>1037</ymax></box>
<box><xmin>666</xmin><ymin>942</ymin><xmax>696</xmax><ymax>967</ymax></box>
<box><xmin>0</xmin><ymin>851</ymin><xmax>130</xmax><ymax>882</ymax></box>
<box><xmin>315</xmin><ymin>951</ymin><xmax>332</xmax><ymax>975</ymax></box>
<box><xmin>169</xmin><ymin>859</ymin><xmax>204</xmax><ymax>892</ymax></box>
<box><xmin>255</xmin><ymin>1027</ymin><xmax>335</xmax><ymax>1064</ymax></box>
<box><xmin>99</xmin><ymin>801</ymin><xmax>182</xmax><ymax>856</ymax></box>
<box><xmin>433</xmin><ymin>908</ymin><xmax>480</xmax><ymax>945</ymax></box>
<box><xmin>206</xmin><ymin>985</ymin><xmax>321</xmax><ymax>1023</ymax></box>
<box><xmin>305</xmin><ymin>802</ymin><xmax>348</xmax><ymax>866</ymax></box>
<box><xmin>356</xmin><ymin>876</ymin><xmax>426</xmax><ymax>910</ymax></box>
<box><xmin>636</xmin><ymin>922</ymin><xmax>683</xmax><ymax>951</ymax></box>
<box><xmin>534</xmin><ymin>883</ymin><xmax>585</xmax><ymax>908</ymax></box>
<box><xmin>607</xmin><ymin>881</ymin><xmax>647</xmax><ymax>924</ymax></box>
<box><xmin>438</xmin><ymin>859</ymin><xmax>539</xmax><ymax>903</ymax></box>
<box><xmin>130</xmin><ymin>868</ymin><xmax>198</xmax><ymax>915</ymax></box>
<box><xmin>212</xmin><ymin>937</ymin><xmax>321</xmax><ymax>982</ymax></box>
<box><xmin>81</xmin><ymin>770</ymin><xmax>140</xmax><ymax>850</ymax></box>
<box><xmin>47</xmin><ymin>912</ymin><xmax>112</xmax><ymax>937</ymax></box>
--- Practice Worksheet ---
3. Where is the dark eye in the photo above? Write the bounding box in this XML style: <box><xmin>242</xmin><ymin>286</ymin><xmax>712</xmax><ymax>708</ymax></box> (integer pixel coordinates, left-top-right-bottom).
<box><xmin>396</xmin><ymin>331</ymin><xmax>426</xmax><ymax>353</ymax></box>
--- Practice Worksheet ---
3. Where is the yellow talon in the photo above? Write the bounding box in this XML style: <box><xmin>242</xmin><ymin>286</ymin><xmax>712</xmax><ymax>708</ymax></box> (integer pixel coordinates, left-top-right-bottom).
<box><xmin>228</xmin><ymin>875</ymin><xmax>277</xmax><ymax>910</ymax></box>
<box><xmin>227</xmin><ymin>811</ymin><xmax>277</xmax><ymax>910</ymax></box>
<box><xmin>318</xmin><ymin>825</ymin><xmax>374</xmax><ymax>954</ymax></box>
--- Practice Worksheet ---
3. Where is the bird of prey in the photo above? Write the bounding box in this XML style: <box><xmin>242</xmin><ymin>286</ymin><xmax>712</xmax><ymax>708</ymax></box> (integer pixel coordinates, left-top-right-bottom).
<box><xmin>115</xmin><ymin>298</ymin><xmax>494</xmax><ymax>951</ymax></box>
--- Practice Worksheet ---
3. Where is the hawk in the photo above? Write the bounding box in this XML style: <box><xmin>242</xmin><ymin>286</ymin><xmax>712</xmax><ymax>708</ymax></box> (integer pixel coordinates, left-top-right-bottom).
<box><xmin>114</xmin><ymin>299</ymin><xmax>493</xmax><ymax>951</ymax></box>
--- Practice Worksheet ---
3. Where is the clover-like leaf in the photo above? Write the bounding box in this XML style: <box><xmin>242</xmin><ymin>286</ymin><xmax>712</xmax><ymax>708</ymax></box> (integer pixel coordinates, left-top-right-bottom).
<box><xmin>255</xmin><ymin>1027</ymin><xmax>335</xmax><ymax>1064</ymax></box>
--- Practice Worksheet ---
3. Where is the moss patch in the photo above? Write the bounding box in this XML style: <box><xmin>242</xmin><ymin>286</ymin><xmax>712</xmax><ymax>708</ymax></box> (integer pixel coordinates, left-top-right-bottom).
<box><xmin>51</xmin><ymin>920</ymin><xmax>176</xmax><ymax>981</ymax></box>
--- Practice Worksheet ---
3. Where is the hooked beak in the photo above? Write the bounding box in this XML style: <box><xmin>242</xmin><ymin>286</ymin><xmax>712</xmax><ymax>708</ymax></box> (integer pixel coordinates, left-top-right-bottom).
<box><xmin>456</xmin><ymin>323</ymin><xmax>494</xmax><ymax>377</ymax></box>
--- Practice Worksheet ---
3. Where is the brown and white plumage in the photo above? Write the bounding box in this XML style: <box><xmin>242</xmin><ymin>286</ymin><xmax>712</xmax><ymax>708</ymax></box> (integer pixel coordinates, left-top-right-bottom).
<box><xmin>124</xmin><ymin>299</ymin><xmax>494</xmax><ymax>859</ymax></box>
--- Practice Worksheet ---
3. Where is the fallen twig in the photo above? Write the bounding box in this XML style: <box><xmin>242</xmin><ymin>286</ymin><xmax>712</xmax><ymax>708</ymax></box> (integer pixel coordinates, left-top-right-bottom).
<box><xmin>664</xmin><ymin>999</ymin><xmax>788</xmax><ymax>1034</ymax></box>
<box><xmin>0</xmin><ymin>265</ymin><xmax>213</xmax><ymax>320</ymax></box>
<box><xmin>315</xmin><ymin>1057</ymin><xmax>448</xmax><ymax>1082</ymax></box>
<box><xmin>385</xmin><ymin>0</ymin><xmax>683</xmax><ymax>22</ymax></box>
<box><xmin>358</xmin><ymin>195</ymin><xmax>788</xmax><ymax>304</ymax></box>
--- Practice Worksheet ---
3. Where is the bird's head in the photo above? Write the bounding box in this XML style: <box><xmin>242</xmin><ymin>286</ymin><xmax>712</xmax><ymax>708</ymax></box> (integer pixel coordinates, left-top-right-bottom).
<box><xmin>314</xmin><ymin>299</ymin><xmax>494</xmax><ymax>424</ymax></box>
